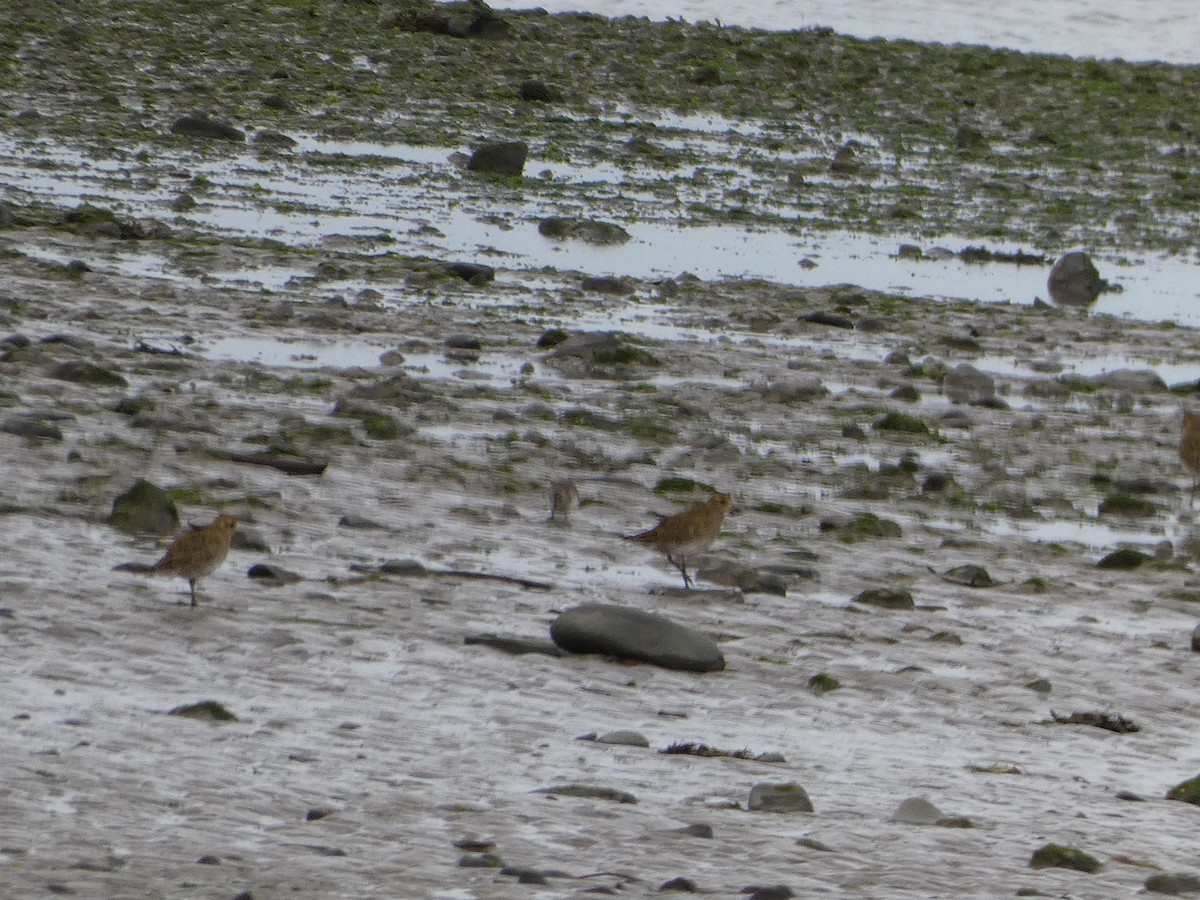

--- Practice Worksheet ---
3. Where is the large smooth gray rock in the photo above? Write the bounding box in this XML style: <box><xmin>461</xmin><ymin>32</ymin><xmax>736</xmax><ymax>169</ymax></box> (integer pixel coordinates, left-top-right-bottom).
<box><xmin>1047</xmin><ymin>251</ymin><xmax>1102</xmax><ymax>308</ymax></box>
<box><xmin>550</xmin><ymin>603</ymin><xmax>725</xmax><ymax>672</ymax></box>
<box><xmin>748</xmin><ymin>782</ymin><xmax>814</xmax><ymax>813</ymax></box>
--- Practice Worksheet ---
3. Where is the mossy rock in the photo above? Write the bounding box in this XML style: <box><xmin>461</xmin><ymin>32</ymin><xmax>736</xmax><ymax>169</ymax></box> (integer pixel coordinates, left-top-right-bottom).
<box><xmin>1028</xmin><ymin>843</ymin><xmax>1102</xmax><ymax>873</ymax></box>
<box><xmin>747</xmin><ymin>782</ymin><xmax>814</xmax><ymax>813</ymax></box>
<box><xmin>808</xmin><ymin>673</ymin><xmax>841</xmax><ymax>694</ymax></box>
<box><xmin>536</xmin><ymin>327</ymin><xmax>569</xmax><ymax>349</ymax></box>
<box><xmin>1167</xmin><ymin>774</ymin><xmax>1200</xmax><ymax>805</ymax></box>
<box><xmin>874</xmin><ymin>411</ymin><xmax>932</xmax><ymax>435</ymax></box>
<box><xmin>52</xmin><ymin>360</ymin><xmax>128</xmax><ymax>387</ymax></box>
<box><xmin>654</xmin><ymin>476</ymin><xmax>717</xmax><ymax>495</ymax></box>
<box><xmin>1097</xmin><ymin>548</ymin><xmax>1153</xmax><ymax>570</ymax></box>
<box><xmin>853</xmin><ymin>587</ymin><xmax>915</xmax><ymax>610</ymax></box>
<box><xmin>109</xmin><ymin>479</ymin><xmax>180</xmax><ymax>536</ymax></box>
<box><xmin>168</xmin><ymin>700</ymin><xmax>238</xmax><ymax>722</ymax></box>
<box><xmin>840</xmin><ymin>512</ymin><xmax>903</xmax><ymax>542</ymax></box>
<box><xmin>1098</xmin><ymin>493</ymin><xmax>1160</xmax><ymax>517</ymax></box>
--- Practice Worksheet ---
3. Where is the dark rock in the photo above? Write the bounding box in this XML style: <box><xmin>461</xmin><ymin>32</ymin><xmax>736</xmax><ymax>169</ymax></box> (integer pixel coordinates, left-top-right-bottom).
<box><xmin>1192</xmin><ymin>625</ymin><xmax>1200</xmax><ymax>652</ymax></box>
<box><xmin>807</xmin><ymin>673</ymin><xmax>840</xmax><ymax>694</ymax></box>
<box><xmin>379</xmin><ymin>559</ymin><xmax>428</xmax><ymax>576</ymax></box>
<box><xmin>109</xmin><ymin>479</ymin><xmax>180</xmax><ymax>536</ymax></box>
<box><xmin>538</xmin><ymin>216</ymin><xmax>632</xmax><ymax>245</ymax></box>
<box><xmin>305</xmin><ymin>808</ymin><xmax>334</xmax><ymax>821</ymax></box>
<box><xmin>943</xmin><ymin>363</ymin><xmax>994</xmax><ymax>404</ymax></box>
<box><xmin>51</xmin><ymin>360</ymin><xmax>127</xmax><ymax>387</ymax></box>
<box><xmin>1097</xmin><ymin>548</ymin><xmax>1152</xmax><ymax>570</ymax></box>
<box><xmin>453</xmin><ymin>838</ymin><xmax>495</xmax><ymax>852</ymax></box>
<box><xmin>444</xmin><ymin>261</ymin><xmax>495</xmax><ymax>284</ymax></box>
<box><xmin>1145</xmin><ymin>873</ymin><xmax>1200</xmax><ymax>895</ymax></box>
<box><xmin>658</xmin><ymin>876</ymin><xmax>697</xmax><ymax>892</ymax></box>
<box><xmin>1047</xmin><ymin>251</ymin><xmax>1103</xmax><ymax>308</ymax></box>
<box><xmin>891</xmin><ymin>797</ymin><xmax>942</xmax><ymax>825</ymax></box>
<box><xmin>445</xmin><ymin>333</ymin><xmax>482</xmax><ymax>350</ymax></box>
<box><xmin>547</xmin><ymin>331</ymin><xmax>621</xmax><ymax>359</ymax></box>
<box><xmin>1167</xmin><ymin>774</ymin><xmax>1200</xmax><ymax>805</ymax></box>
<box><xmin>170</xmin><ymin>112</ymin><xmax>246</xmax><ymax>142</ymax></box>
<box><xmin>517</xmin><ymin>79</ymin><xmax>563</xmax><ymax>102</ymax></box>
<box><xmin>536</xmin><ymin>328</ymin><xmax>570</xmax><ymax>349</ymax></box>
<box><xmin>463</xmin><ymin>634</ymin><xmax>563</xmax><ymax>657</ymax></box>
<box><xmin>921</xmin><ymin>472</ymin><xmax>953</xmax><ymax>492</ymax></box>
<box><xmin>596</xmin><ymin>730</ymin><xmax>650</xmax><ymax>747</ymax></box>
<box><xmin>246</xmin><ymin>563</ymin><xmax>302</xmax><ymax>586</ymax></box>
<box><xmin>829</xmin><ymin>142</ymin><xmax>860</xmax><ymax>174</ymax></box>
<box><xmin>533</xmin><ymin>783</ymin><xmax>637</xmax><ymax>803</ymax></box>
<box><xmin>458</xmin><ymin>852</ymin><xmax>504</xmax><ymax>868</ymax></box>
<box><xmin>252</xmin><ymin>130</ymin><xmax>297</xmax><ymax>149</ymax></box>
<box><xmin>955</xmin><ymin>124</ymin><xmax>989</xmax><ymax>150</ymax></box>
<box><xmin>796</xmin><ymin>837</ymin><xmax>833</xmax><ymax>851</ymax></box>
<box><xmin>745</xmin><ymin>885</ymin><xmax>794</xmax><ymax>900</ymax></box>
<box><xmin>747</xmin><ymin>782</ymin><xmax>813</xmax><ymax>813</ymax></box>
<box><xmin>467</xmin><ymin>141</ymin><xmax>527</xmax><ymax>176</ymax></box>
<box><xmin>580</xmin><ymin>276</ymin><xmax>631</xmax><ymax>294</ymax></box>
<box><xmin>1</xmin><ymin>414</ymin><xmax>63</xmax><ymax>440</ymax></box>
<box><xmin>1028</xmin><ymin>843</ymin><xmax>1102</xmax><ymax>873</ymax></box>
<box><xmin>853</xmin><ymin>587</ymin><xmax>915</xmax><ymax>610</ymax></box>
<box><xmin>550</xmin><ymin>603</ymin><xmax>725</xmax><ymax>673</ymax></box>
<box><xmin>675</xmin><ymin>823</ymin><xmax>713</xmax><ymax>838</ymax></box>
<box><xmin>941</xmin><ymin>564</ymin><xmax>994</xmax><ymax>587</ymax></box>
<box><xmin>1025</xmin><ymin>678</ymin><xmax>1052</xmax><ymax>694</ymax></box>
<box><xmin>195</xmin><ymin>855</ymin><xmax>221</xmax><ymax>865</ymax></box>
<box><xmin>799</xmin><ymin>310</ymin><xmax>854</xmax><ymax>329</ymax></box>
<box><xmin>339</xmin><ymin>514</ymin><xmax>385</xmax><ymax>530</ymax></box>
<box><xmin>168</xmin><ymin>700</ymin><xmax>237</xmax><ymax>722</ymax></box>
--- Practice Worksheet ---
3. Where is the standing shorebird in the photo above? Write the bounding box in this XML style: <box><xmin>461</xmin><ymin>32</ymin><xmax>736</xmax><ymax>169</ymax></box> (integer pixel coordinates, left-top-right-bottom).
<box><xmin>1180</xmin><ymin>413</ymin><xmax>1200</xmax><ymax>499</ymax></box>
<box><xmin>624</xmin><ymin>491</ymin><xmax>732</xmax><ymax>588</ymax></box>
<box><xmin>121</xmin><ymin>514</ymin><xmax>238</xmax><ymax>606</ymax></box>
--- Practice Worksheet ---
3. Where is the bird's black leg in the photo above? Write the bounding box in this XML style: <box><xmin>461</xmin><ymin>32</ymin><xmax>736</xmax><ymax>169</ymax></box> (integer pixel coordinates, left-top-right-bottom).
<box><xmin>666</xmin><ymin>554</ymin><xmax>692</xmax><ymax>588</ymax></box>
<box><xmin>189</xmin><ymin>579</ymin><xmax>197</xmax><ymax>607</ymax></box>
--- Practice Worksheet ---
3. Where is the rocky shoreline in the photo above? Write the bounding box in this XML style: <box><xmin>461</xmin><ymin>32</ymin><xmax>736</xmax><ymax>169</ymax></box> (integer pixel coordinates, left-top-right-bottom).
<box><xmin>5</xmin><ymin>2</ymin><xmax>1200</xmax><ymax>898</ymax></box>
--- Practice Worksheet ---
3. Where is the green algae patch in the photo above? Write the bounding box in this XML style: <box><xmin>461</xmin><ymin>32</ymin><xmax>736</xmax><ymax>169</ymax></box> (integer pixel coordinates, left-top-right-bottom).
<box><xmin>1167</xmin><ymin>774</ymin><xmax>1200</xmax><ymax>805</ymax></box>
<box><xmin>1028</xmin><ymin>843</ymin><xmax>1102</xmax><ymax>874</ymax></box>
<box><xmin>168</xmin><ymin>700</ymin><xmax>238</xmax><ymax>722</ymax></box>
<box><xmin>1097</xmin><ymin>548</ymin><xmax>1153</xmax><ymax>570</ymax></box>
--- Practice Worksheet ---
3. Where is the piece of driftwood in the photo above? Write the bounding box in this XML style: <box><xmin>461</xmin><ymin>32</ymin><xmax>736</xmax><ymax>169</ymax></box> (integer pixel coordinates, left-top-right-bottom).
<box><xmin>219</xmin><ymin>450</ymin><xmax>328</xmax><ymax>476</ymax></box>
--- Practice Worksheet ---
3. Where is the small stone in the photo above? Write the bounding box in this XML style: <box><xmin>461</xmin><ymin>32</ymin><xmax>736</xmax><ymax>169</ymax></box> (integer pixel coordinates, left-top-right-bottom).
<box><xmin>467</xmin><ymin>141</ymin><xmax>527</xmax><ymax>176</ymax></box>
<box><xmin>246</xmin><ymin>564</ymin><xmax>302</xmax><ymax>586</ymax></box>
<box><xmin>1145</xmin><ymin>873</ymin><xmax>1200</xmax><ymax>895</ymax></box>
<box><xmin>1047</xmin><ymin>251</ymin><xmax>1103</xmax><ymax>308</ymax></box>
<box><xmin>170</xmin><ymin>112</ymin><xmax>246</xmax><ymax>142</ymax></box>
<box><xmin>596</xmin><ymin>730</ymin><xmax>650</xmax><ymax>748</ymax></box>
<box><xmin>891</xmin><ymin>797</ymin><xmax>942</xmax><ymax>825</ymax></box>
<box><xmin>1028</xmin><ymin>843</ymin><xmax>1102</xmax><ymax>873</ymax></box>
<box><xmin>852</xmin><ymin>587</ymin><xmax>915</xmax><ymax>610</ymax></box>
<box><xmin>1167</xmin><ymin>774</ymin><xmax>1200</xmax><ymax>805</ymax></box>
<box><xmin>747</xmin><ymin>782</ymin><xmax>813</xmax><ymax>814</ymax></box>
<box><xmin>675</xmin><ymin>823</ymin><xmax>713</xmax><ymax>838</ymax></box>
<box><xmin>658</xmin><ymin>876</ymin><xmax>697</xmax><ymax>892</ymax></box>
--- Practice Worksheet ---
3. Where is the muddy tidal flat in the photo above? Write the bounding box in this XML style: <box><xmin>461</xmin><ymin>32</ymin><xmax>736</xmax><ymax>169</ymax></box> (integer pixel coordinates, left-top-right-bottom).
<box><xmin>6</xmin><ymin>2</ymin><xmax>1200</xmax><ymax>898</ymax></box>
